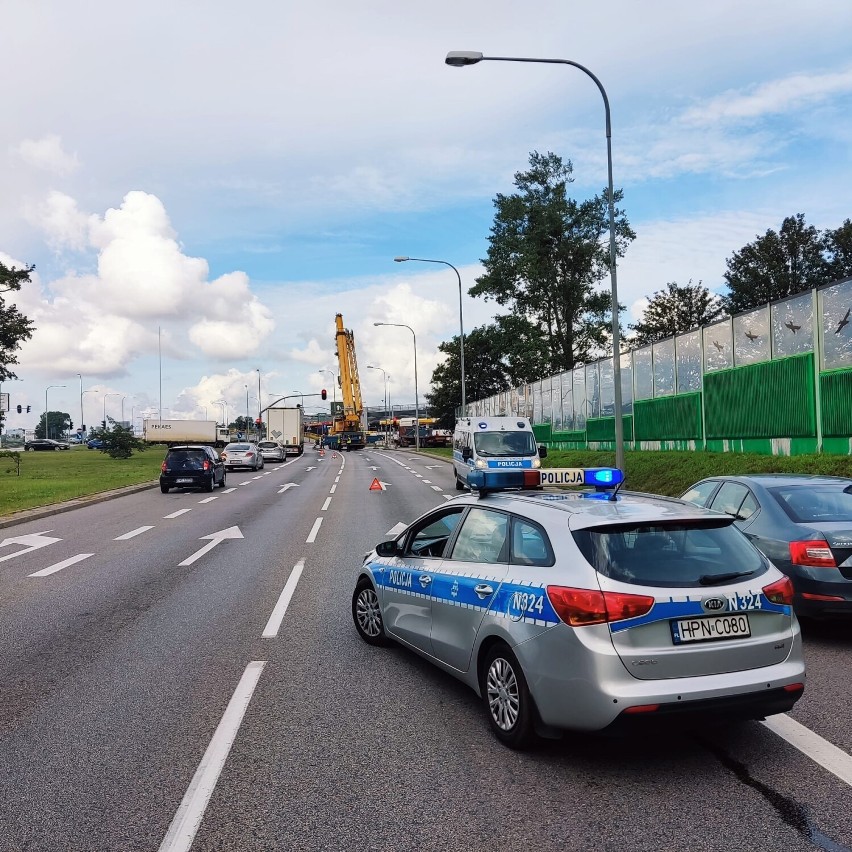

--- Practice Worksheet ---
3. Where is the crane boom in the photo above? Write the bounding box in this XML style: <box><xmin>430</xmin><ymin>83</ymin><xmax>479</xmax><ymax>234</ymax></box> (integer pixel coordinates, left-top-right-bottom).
<box><xmin>332</xmin><ymin>313</ymin><xmax>367</xmax><ymax>450</ymax></box>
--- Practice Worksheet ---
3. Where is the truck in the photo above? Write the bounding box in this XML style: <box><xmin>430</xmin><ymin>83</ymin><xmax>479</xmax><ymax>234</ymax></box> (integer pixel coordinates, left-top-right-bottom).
<box><xmin>143</xmin><ymin>419</ymin><xmax>231</xmax><ymax>447</ymax></box>
<box><xmin>266</xmin><ymin>407</ymin><xmax>304</xmax><ymax>456</ymax></box>
<box><xmin>396</xmin><ymin>417</ymin><xmax>452</xmax><ymax>448</ymax></box>
<box><xmin>331</xmin><ymin>313</ymin><xmax>367</xmax><ymax>450</ymax></box>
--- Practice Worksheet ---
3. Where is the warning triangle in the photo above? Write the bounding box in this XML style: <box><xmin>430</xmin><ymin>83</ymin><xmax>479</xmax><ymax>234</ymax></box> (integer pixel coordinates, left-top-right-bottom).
<box><xmin>369</xmin><ymin>477</ymin><xmax>384</xmax><ymax>491</ymax></box>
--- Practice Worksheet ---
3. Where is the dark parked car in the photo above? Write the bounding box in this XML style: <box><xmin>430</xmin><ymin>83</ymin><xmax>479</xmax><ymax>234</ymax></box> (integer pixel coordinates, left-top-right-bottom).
<box><xmin>160</xmin><ymin>445</ymin><xmax>226</xmax><ymax>493</ymax></box>
<box><xmin>681</xmin><ymin>474</ymin><xmax>852</xmax><ymax>618</ymax></box>
<box><xmin>24</xmin><ymin>438</ymin><xmax>71</xmax><ymax>451</ymax></box>
<box><xmin>87</xmin><ymin>437</ymin><xmax>105</xmax><ymax>449</ymax></box>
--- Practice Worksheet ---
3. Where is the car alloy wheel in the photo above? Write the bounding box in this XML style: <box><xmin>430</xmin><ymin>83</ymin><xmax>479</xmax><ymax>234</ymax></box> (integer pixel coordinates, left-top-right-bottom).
<box><xmin>352</xmin><ymin>579</ymin><xmax>389</xmax><ymax>646</ymax></box>
<box><xmin>481</xmin><ymin>644</ymin><xmax>534</xmax><ymax>748</ymax></box>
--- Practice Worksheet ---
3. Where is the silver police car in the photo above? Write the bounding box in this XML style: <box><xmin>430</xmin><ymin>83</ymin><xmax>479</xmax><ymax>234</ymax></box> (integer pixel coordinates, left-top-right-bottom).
<box><xmin>352</xmin><ymin>467</ymin><xmax>805</xmax><ymax>748</ymax></box>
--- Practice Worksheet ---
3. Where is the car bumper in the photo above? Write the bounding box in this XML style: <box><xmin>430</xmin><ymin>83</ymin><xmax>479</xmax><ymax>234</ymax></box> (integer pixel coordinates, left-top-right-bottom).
<box><xmin>790</xmin><ymin>571</ymin><xmax>852</xmax><ymax>617</ymax></box>
<box><xmin>514</xmin><ymin>623</ymin><xmax>806</xmax><ymax>732</ymax></box>
<box><xmin>160</xmin><ymin>475</ymin><xmax>212</xmax><ymax>489</ymax></box>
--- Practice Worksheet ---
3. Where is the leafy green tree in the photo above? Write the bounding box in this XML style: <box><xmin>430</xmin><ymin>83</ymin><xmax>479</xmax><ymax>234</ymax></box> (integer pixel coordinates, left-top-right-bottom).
<box><xmin>426</xmin><ymin>318</ymin><xmax>550</xmax><ymax>429</ymax></box>
<box><xmin>723</xmin><ymin>214</ymin><xmax>829</xmax><ymax>314</ymax></box>
<box><xmin>471</xmin><ymin>151</ymin><xmax>635</xmax><ymax>372</ymax></box>
<box><xmin>629</xmin><ymin>281</ymin><xmax>726</xmax><ymax>346</ymax></box>
<box><xmin>36</xmin><ymin>410</ymin><xmax>72</xmax><ymax>439</ymax></box>
<box><xmin>822</xmin><ymin>219</ymin><xmax>852</xmax><ymax>283</ymax></box>
<box><xmin>0</xmin><ymin>261</ymin><xmax>36</xmax><ymax>435</ymax></box>
<box><xmin>89</xmin><ymin>420</ymin><xmax>147</xmax><ymax>458</ymax></box>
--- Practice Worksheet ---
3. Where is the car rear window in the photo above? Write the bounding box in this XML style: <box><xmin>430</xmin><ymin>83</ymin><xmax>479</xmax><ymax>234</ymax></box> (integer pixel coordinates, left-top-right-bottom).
<box><xmin>226</xmin><ymin>444</ymin><xmax>251</xmax><ymax>451</ymax></box>
<box><xmin>572</xmin><ymin>520</ymin><xmax>768</xmax><ymax>588</ymax></box>
<box><xmin>167</xmin><ymin>449</ymin><xmax>207</xmax><ymax>465</ymax></box>
<box><xmin>258</xmin><ymin>442</ymin><xmax>278</xmax><ymax>449</ymax></box>
<box><xmin>768</xmin><ymin>485</ymin><xmax>852</xmax><ymax>523</ymax></box>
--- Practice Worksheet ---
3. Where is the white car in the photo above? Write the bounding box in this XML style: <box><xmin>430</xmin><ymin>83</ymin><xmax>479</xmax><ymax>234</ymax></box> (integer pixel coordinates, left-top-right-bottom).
<box><xmin>221</xmin><ymin>442</ymin><xmax>265</xmax><ymax>471</ymax></box>
<box><xmin>257</xmin><ymin>440</ymin><xmax>286</xmax><ymax>462</ymax></box>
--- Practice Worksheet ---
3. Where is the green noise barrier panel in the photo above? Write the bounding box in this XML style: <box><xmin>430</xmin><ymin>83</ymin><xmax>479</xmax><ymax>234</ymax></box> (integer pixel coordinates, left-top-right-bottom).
<box><xmin>586</xmin><ymin>415</ymin><xmax>634</xmax><ymax>443</ymax></box>
<box><xmin>704</xmin><ymin>354</ymin><xmax>815</xmax><ymax>439</ymax></box>
<box><xmin>634</xmin><ymin>395</ymin><xmax>702</xmax><ymax>441</ymax></box>
<box><xmin>820</xmin><ymin>368</ymin><xmax>852</xmax><ymax>437</ymax></box>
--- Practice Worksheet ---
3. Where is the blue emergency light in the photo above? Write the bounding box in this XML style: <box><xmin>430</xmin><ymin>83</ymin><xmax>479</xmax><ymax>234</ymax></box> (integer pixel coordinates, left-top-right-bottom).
<box><xmin>583</xmin><ymin>468</ymin><xmax>624</xmax><ymax>487</ymax></box>
<box><xmin>468</xmin><ymin>466</ymin><xmax>625</xmax><ymax>497</ymax></box>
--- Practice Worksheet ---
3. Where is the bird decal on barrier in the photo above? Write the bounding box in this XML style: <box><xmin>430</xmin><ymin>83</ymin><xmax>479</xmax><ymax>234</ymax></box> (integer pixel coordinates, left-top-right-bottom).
<box><xmin>785</xmin><ymin>320</ymin><xmax>801</xmax><ymax>333</ymax></box>
<box><xmin>712</xmin><ymin>340</ymin><xmax>724</xmax><ymax>353</ymax></box>
<box><xmin>744</xmin><ymin>330</ymin><xmax>759</xmax><ymax>342</ymax></box>
<box><xmin>835</xmin><ymin>308</ymin><xmax>851</xmax><ymax>335</ymax></box>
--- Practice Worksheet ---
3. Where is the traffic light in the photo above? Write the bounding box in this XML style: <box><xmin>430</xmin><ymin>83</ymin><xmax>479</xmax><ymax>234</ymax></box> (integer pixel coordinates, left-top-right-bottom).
<box><xmin>255</xmin><ymin>418</ymin><xmax>262</xmax><ymax>427</ymax></box>
<box><xmin>16</xmin><ymin>404</ymin><xmax>21</xmax><ymax>413</ymax></box>
<box><xmin>321</xmin><ymin>389</ymin><xmax>327</xmax><ymax>400</ymax></box>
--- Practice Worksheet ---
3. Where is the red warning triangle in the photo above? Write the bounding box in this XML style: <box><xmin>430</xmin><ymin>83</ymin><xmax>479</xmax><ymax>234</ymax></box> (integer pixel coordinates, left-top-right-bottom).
<box><xmin>369</xmin><ymin>477</ymin><xmax>384</xmax><ymax>491</ymax></box>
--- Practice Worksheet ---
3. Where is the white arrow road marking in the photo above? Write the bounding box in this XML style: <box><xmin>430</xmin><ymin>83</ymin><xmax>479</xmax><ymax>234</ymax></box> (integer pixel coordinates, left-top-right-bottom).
<box><xmin>164</xmin><ymin>509</ymin><xmax>192</xmax><ymax>519</ymax></box>
<box><xmin>306</xmin><ymin>518</ymin><xmax>323</xmax><ymax>543</ymax></box>
<box><xmin>386</xmin><ymin>522</ymin><xmax>408</xmax><ymax>537</ymax></box>
<box><xmin>29</xmin><ymin>553</ymin><xmax>93</xmax><ymax>577</ymax></box>
<box><xmin>158</xmin><ymin>660</ymin><xmax>266</xmax><ymax>852</ymax></box>
<box><xmin>379</xmin><ymin>481</ymin><xmax>392</xmax><ymax>488</ymax></box>
<box><xmin>369</xmin><ymin>466</ymin><xmax>379</xmax><ymax>471</ymax></box>
<box><xmin>179</xmin><ymin>526</ymin><xmax>244</xmax><ymax>567</ymax></box>
<box><xmin>321</xmin><ymin>497</ymin><xmax>332</xmax><ymax>511</ymax></box>
<box><xmin>762</xmin><ymin>715</ymin><xmax>852</xmax><ymax>786</ymax></box>
<box><xmin>305</xmin><ymin>466</ymin><xmax>316</xmax><ymax>471</ymax></box>
<box><xmin>278</xmin><ymin>483</ymin><xmax>300</xmax><ymax>493</ymax></box>
<box><xmin>262</xmin><ymin>560</ymin><xmax>305</xmax><ymax>638</ymax></box>
<box><xmin>0</xmin><ymin>531</ymin><xmax>62</xmax><ymax>563</ymax></box>
<box><xmin>114</xmin><ymin>526</ymin><xmax>154</xmax><ymax>540</ymax></box>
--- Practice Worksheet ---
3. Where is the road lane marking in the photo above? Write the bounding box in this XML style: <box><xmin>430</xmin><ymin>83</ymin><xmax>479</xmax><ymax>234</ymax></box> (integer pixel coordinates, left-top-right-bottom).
<box><xmin>306</xmin><ymin>518</ymin><xmax>323</xmax><ymax>543</ymax></box>
<box><xmin>321</xmin><ymin>497</ymin><xmax>332</xmax><ymax>511</ymax></box>
<box><xmin>158</xmin><ymin>661</ymin><xmax>267</xmax><ymax>852</ymax></box>
<box><xmin>179</xmin><ymin>526</ymin><xmax>244</xmax><ymax>567</ymax></box>
<box><xmin>262</xmin><ymin>560</ymin><xmax>305</xmax><ymax>638</ymax></box>
<box><xmin>197</xmin><ymin>496</ymin><xmax>219</xmax><ymax>504</ymax></box>
<box><xmin>329</xmin><ymin>484</ymin><xmax>337</xmax><ymax>494</ymax></box>
<box><xmin>221</xmin><ymin>488</ymin><xmax>236</xmax><ymax>494</ymax></box>
<box><xmin>762</xmin><ymin>715</ymin><xmax>852</xmax><ymax>786</ymax></box>
<box><xmin>431</xmin><ymin>486</ymin><xmax>442</xmax><ymax>491</ymax></box>
<box><xmin>114</xmin><ymin>526</ymin><xmax>155</xmax><ymax>540</ymax></box>
<box><xmin>334</xmin><ymin>476</ymin><xmax>340</xmax><ymax>483</ymax></box>
<box><xmin>239</xmin><ymin>481</ymin><xmax>252</xmax><ymax>486</ymax></box>
<box><xmin>164</xmin><ymin>509</ymin><xmax>192</xmax><ymax>519</ymax></box>
<box><xmin>443</xmin><ymin>495</ymin><xmax>453</xmax><ymax>501</ymax></box>
<box><xmin>0</xmin><ymin>531</ymin><xmax>61</xmax><ymax>562</ymax></box>
<box><xmin>422</xmin><ymin>480</ymin><xmax>432</xmax><ymax>484</ymax></box>
<box><xmin>29</xmin><ymin>553</ymin><xmax>93</xmax><ymax>577</ymax></box>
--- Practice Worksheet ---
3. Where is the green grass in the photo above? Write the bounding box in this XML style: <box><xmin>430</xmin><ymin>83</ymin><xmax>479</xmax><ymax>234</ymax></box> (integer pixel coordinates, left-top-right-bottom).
<box><xmin>420</xmin><ymin>446</ymin><xmax>852</xmax><ymax>497</ymax></box>
<box><xmin>0</xmin><ymin>446</ymin><xmax>163</xmax><ymax>516</ymax></box>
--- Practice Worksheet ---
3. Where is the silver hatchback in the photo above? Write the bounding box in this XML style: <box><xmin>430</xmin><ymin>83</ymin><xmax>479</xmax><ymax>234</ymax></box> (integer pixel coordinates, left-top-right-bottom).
<box><xmin>352</xmin><ymin>468</ymin><xmax>805</xmax><ymax>748</ymax></box>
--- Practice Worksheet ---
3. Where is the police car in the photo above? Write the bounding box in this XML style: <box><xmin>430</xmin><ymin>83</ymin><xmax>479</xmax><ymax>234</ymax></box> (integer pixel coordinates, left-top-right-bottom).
<box><xmin>352</xmin><ymin>467</ymin><xmax>805</xmax><ymax>748</ymax></box>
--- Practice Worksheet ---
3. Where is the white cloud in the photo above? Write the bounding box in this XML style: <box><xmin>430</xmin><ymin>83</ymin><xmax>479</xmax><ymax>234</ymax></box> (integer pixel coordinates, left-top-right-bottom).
<box><xmin>16</xmin><ymin>134</ymin><xmax>79</xmax><ymax>175</ymax></box>
<box><xmin>26</xmin><ymin>190</ymin><xmax>90</xmax><ymax>251</ymax></box>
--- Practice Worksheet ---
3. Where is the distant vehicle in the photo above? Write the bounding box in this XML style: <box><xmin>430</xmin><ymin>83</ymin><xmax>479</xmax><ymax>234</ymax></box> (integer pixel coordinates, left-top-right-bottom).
<box><xmin>87</xmin><ymin>438</ymin><xmax>105</xmax><ymax>449</ymax></box>
<box><xmin>265</xmin><ymin>407</ymin><xmax>304</xmax><ymax>456</ymax></box>
<box><xmin>221</xmin><ymin>442</ymin><xmax>264</xmax><ymax>471</ymax></box>
<box><xmin>160</xmin><ymin>445</ymin><xmax>226</xmax><ymax>493</ymax></box>
<box><xmin>143</xmin><ymin>419</ymin><xmax>230</xmax><ymax>447</ymax></box>
<box><xmin>681</xmin><ymin>474</ymin><xmax>852</xmax><ymax>618</ymax></box>
<box><xmin>24</xmin><ymin>438</ymin><xmax>71</xmax><ymax>451</ymax></box>
<box><xmin>257</xmin><ymin>440</ymin><xmax>286</xmax><ymax>462</ymax></box>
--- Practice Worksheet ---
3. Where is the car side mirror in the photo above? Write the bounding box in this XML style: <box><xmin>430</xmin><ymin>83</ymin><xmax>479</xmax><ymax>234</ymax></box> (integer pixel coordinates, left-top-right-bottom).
<box><xmin>375</xmin><ymin>540</ymin><xmax>400</xmax><ymax>557</ymax></box>
<box><xmin>462</xmin><ymin>447</ymin><xmax>472</xmax><ymax>461</ymax></box>
<box><xmin>538</xmin><ymin>445</ymin><xmax>548</xmax><ymax>459</ymax></box>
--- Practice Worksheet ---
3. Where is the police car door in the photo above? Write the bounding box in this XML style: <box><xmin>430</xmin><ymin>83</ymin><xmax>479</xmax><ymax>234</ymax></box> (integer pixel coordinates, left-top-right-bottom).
<box><xmin>381</xmin><ymin>507</ymin><xmax>466</xmax><ymax>654</ymax></box>
<box><xmin>430</xmin><ymin>508</ymin><xmax>510</xmax><ymax>672</ymax></box>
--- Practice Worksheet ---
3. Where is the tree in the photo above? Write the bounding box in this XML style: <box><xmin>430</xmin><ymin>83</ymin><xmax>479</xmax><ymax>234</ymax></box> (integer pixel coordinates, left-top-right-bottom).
<box><xmin>471</xmin><ymin>151</ymin><xmax>635</xmax><ymax>373</ymax></box>
<box><xmin>822</xmin><ymin>219</ymin><xmax>852</xmax><ymax>283</ymax></box>
<box><xmin>425</xmin><ymin>318</ymin><xmax>551</xmax><ymax>428</ymax></box>
<box><xmin>723</xmin><ymin>214</ymin><xmax>829</xmax><ymax>314</ymax></box>
<box><xmin>0</xmin><ymin>261</ymin><xmax>36</xmax><ymax>436</ymax></box>
<box><xmin>88</xmin><ymin>419</ymin><xmax>147</xmax><ymax>458</ymax></box>
<box><xmin>629</xmin><ymin>281</ymin><xmax>726</xmax><ymax>346</ymax></box>
<box><xmin>36</xmin><ymin>410</ymin><xmax>72</xmax><ymax>439</ymax></box>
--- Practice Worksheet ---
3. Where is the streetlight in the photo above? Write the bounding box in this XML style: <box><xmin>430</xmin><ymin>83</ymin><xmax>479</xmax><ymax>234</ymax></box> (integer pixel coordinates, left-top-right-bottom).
<box><xmin>318</xmin><ymin>369</ymin><xmax>336</xmax><ymax>409</ymax></box>
<box><xmin>77</xmin><ymin>373</ymin><xmax>83</xmax><ymax>435</ymax></box>
<box><xmin>213</xmin><ymin>400</ymin><xmax>227</xmax><ymax>427</ymax></box>
<box><xmin>374</xmin><ymin>322</ymin><xmax>419</xmax><ymax>450</ymax></box>
<box><xmin>292</xmin><ymin>390</ymin><xmax>304</xmax><ymax>408</ymax></box>
<box><xmin>121</xmin><ymin>396</ymin><xmax>129</xmax><ymax>425</ymax></box>
<box><xmin>446</xmin><ymin>49</ymin><xmax>625</xmax><ymax>472</ymax></box>
<box><xmin>103</xmin><ymin>392</ymin><xmax>121</xmax><ymax>427</ymax></box>
<box><xmin>256</xmin><ymin>368</ymin><xmax>262</xmax><ymax>421</ymax></box>
<box><xmin>45</xmin><ymin>384</ymin><xmax>66</xmax><ymax>439</ymax></box>
<box><xmin>395</xmin><ymin>256</ymin><xmax>466</xmax><ymax>417</ymax></box>
<box><xmin>82</xmin><ymin>389</ymin><xmax>98</xmax><ymax>434</ymax></box>
<box><xmin>367</xmin><ymin>365</ymin><xmax>389</xmax><ymax>445</ymax></box>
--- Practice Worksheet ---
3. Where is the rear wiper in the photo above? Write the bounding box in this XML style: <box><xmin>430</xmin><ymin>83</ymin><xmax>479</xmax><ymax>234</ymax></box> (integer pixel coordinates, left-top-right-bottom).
<box><xmin>699</xmin><ymin>570</ymin><xmax>755</xmax><ymax>586</ymax></box>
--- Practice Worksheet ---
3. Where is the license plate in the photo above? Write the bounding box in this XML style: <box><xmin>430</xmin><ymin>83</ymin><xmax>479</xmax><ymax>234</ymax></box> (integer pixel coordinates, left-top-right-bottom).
<box><xmin>671</xmin><ymin>613</ymin><xmax>751</xmax><ymax>644</ymax></box>
<box><xmin>176</xmin><ymin>478</ymin><xmax>193</xmax><ymax>484</ymax></box>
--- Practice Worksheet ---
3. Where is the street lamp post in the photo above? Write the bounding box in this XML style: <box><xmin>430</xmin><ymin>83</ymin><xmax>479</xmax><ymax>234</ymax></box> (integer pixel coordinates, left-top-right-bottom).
<box><xmin>374</xmin><ymin>322</ymin><xmax>419</xmax><ymax>450</ymax></box>
<box><xmin>82</xmin><ymin>389</ymin><xmax>97</xmax><ymax>435</ymax></box>
<box><xmin>103</xmin><ymin>393</ymin><xmax>121</xmax><ymax>427</ymax></box>
<box><xmin>367</xmin><ymin>365</ymin><xmax>389</xmax><ymax>445</ymax></box>
<box><xmin>318</xmin><ymin>369</ymin><xmax>336</xmax><ymax>409</ymax></box>
<box><xmin>445</xmin><ymin>49</ymin><xmax>625</xmax><ymax>472</ymax></box>
<box><xmin>213</xmin><ymin>400</ymin><xmax>227</xmax><ymax>428</ymax></box>
<box><xmin>45</xmin><ymin>385</ymin><xmax>66</xmax><ymax>440</ymax></box>
<box><xmin>256</xmin><ymin>368</ymin><xmax>262</xmax><ymax>421</ymax></box>
<box><xmin>395</xmin><ymin>256</ymin><xmax>466</xmax><ymax>417</ymax></box>
<box><xmin>77</xmin><ymin>373</ymin><xmax>83</xmax><ymax>435</ymax></box>
<box><xmin>292</xmin><ymin>390</ymin><xmax>304</xmax><ymax>408</ymax></box>
<box><xmin>121</xmin><ymin>396</ymin><xmax>128</xmax><ymax>425</ymax></box>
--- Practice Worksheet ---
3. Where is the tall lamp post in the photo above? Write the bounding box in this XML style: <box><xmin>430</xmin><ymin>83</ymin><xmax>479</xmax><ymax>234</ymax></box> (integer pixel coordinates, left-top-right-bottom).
<box><xmin>45</xmin><ymin>384</ymin><xmax>66</xmax><ymax>440</ymax></box>
<box><xmin>77</xmin><ymin>373</ymin><xmax>83</xmax><ymax>435</ymax></box>
<box><xmin>291</xmin><ymin>390</ymin><xmax>304</xmax><ymax>409</ymax></box>
<box><xmin>445</xmin><ymin>49</ymin><xmax>625</xmax><ymax>472</ymax></box>
<box><xmin>395</xmin><ymin>256</ymin><xmax>466</xmax><ymax>418</ymax></box>
<box><xmin>318</xmin><ymin>369</ymin><xmax>336</xmax><ymax>409</ymax></box>
<box><xmin>82</xmin><ymin>389</ymin><xmax>97</xmax><ymax>435</ymax></box>
<box><xmin>374</xmin><ymin>322</ymin><xmax>419</xmax><ymax>450</ymax></box>
<box><xmin>367</xmin><ymin>365</ymin><xmax>389</xmax><ymax>445</ymax></box>
<box><xmin>213</xmin><ymin>400</ymin><xmax>227</xmax><ymax>427</ymax></box>
<box><xmin>256</xmin><ymin>368</ymin><xmax>262</xmax><ymax>421</ymax></box>
<box><xmin>103</xmin><ymin>392</ymin><xmax>121</xmax><ymax>428</ymax></box>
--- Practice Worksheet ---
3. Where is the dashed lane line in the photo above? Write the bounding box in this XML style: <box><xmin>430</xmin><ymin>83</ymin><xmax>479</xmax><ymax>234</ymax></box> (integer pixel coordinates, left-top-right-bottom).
<box><xmin>262</xmin><ymin>560</ymin><xmax>305</xmax><ymax>638</ymax></box>
<box><xmin>114</xmin><ymin>526</ymin><xmax>155</xmax><ymax>540</ymax></box>
<box><xmin>164</xmin><ymin>509</ymin><xmax>192</xmax><ymax>519</ymax></box>
<box><xmin>29</xmin><ymin>553</ymin><xmax>94</xmax><ymax>577</ymax></box>
<box><xmin>762</xmin><ymin>715</ymin><xmax>852</xmax><ymax>787</ymax></box>
<box><xmin>321</xmin><ymin>497</ymin><xmax>332</xmax><ymax>511</ymax></box>
<box><xmin>306</xmin><ymin>518</ymin><xmax>323</xmax><ymax>543</ymax></box>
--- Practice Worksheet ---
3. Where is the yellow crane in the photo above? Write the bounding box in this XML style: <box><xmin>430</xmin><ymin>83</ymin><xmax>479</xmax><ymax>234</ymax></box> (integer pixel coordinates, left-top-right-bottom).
<box><xmin>332</xmin><ymin>313</ymin><xmax>367</xmax><ymax>450</ymax></box>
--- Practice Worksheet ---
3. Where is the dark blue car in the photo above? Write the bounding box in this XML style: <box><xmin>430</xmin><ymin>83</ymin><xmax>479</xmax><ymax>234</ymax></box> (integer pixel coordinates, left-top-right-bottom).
<box><xmin>86</xmin><ymin>437</ymin><xmax>105</xmax><ymax>449</ymax></box>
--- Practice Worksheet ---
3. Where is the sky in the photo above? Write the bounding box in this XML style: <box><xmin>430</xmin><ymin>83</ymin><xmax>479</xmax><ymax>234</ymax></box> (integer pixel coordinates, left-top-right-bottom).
<box><xmin>2</xmin><ymin>0</ymin><xmax>851</xmax><ymax>434</ymax></box>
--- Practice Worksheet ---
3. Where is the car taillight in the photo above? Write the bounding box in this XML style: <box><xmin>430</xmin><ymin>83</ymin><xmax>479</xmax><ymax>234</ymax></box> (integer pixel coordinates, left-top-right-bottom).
<box><xmin>546</xmin><ymin>586</ymin><xmax>654</xmax><ymax>626</ymax></box>
<box><xmin>762</xmin><ymin>576</ymin><xmax>794</xmax><ymax>605</ymax></box>
<box><xmin>161</xmin><ymin>461</ymin><xmax>167</xmax><ymax>473</ymax></box>
<box><xmin>789</xmin><ymin>540</ymin><xmax>836</xmax><ymax>567</ymax></box>
<box><xmin>203</xmin><ymin>459</ymin><xmax>211</xmax><ymax>471</ymax></box>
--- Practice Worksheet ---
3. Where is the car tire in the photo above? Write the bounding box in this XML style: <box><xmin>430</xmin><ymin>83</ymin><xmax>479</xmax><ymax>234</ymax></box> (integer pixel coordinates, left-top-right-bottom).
<box><xmin>352</xmin><ymin>578</ymin><xmax>390</xmax><ymax>646</ymax></box>
<box><xmin>219</xmin><ymin>472</ymin><xmax>227</xmax><ymax>488</ymax></box>
<box><xmin>55</xmin><ymin>446</ymin><xmax>61</xmax><ymax>451</ymax></box>
<box><xmin>160</xmin><ymin>484</ymin><xmax>169</xmax><ymax>493</ymax></box>
<box><xmin>455</xmin><ymin>474</ymin><xmax>465</xmax><ymax>491</ymax></box>
<box><xmin>480</xmin><ymin>643</ymin><xmax>535</xmax><ymax>749</ymax></box>
<box><xmin>205</xmin><ymin>475</ymin><xmax>215</xmax><ymax>493</ymax></box>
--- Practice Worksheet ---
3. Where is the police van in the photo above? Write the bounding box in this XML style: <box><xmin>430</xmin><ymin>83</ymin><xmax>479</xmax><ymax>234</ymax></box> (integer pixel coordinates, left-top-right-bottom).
<box><xmin>452</xmin><ymin>416</ymin><xmax>547</xmax><ymax>491</ymax></box>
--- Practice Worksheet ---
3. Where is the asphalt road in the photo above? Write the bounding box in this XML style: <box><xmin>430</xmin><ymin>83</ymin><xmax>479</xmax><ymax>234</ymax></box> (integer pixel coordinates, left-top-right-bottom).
<box><xmin>0</xmin><ymin>447</ymin><xmax>850</xmax><ymax>851</ymax></box>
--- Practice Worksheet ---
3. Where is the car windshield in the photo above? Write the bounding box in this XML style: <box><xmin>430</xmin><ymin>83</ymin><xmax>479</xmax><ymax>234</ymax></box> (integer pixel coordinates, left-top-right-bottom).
<box><xmin>225</xmin><ymin>444</ymin><xmax>251</xmax><ymax>451</ymax></box>
<box><xmin>768</xmin><ymin>485</ymin><xmax>852</xmax><ymax>523</ymax></box>
<box><xmin>572</xmin><ymin>520</ymin><xmax>768</xmax><ymax>588</ymax></box>
<box><xmin>473</xmin><ymin>431</ymin><xmax>537</xmax><ymax>457</ymax></box>
<box><xmin>167</xmin><ymin>450</ymin><xmax>207</xmax><ymax>468</ymax></box>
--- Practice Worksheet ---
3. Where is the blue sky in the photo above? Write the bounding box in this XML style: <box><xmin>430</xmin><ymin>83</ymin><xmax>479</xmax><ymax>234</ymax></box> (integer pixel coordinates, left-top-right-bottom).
<box><xmin>2</xmin><ymin>0</ymin><xmax>851</xmax><ymax>433</ymax></box>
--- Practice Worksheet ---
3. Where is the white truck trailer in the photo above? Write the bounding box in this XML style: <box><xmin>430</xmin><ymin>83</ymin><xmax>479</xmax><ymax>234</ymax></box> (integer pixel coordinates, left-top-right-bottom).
<box><xmin>143</xmin><ymin>419</ymin><xmax>230</xmax><ymax>447</ymax></box>
<box><xmin>266</xmin><ymin>407</ymin><xmax>304</xmax><ymax>456</ymax></box>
